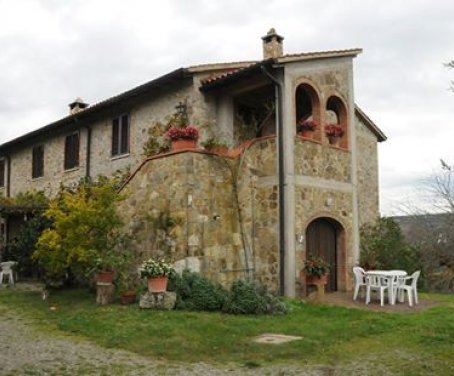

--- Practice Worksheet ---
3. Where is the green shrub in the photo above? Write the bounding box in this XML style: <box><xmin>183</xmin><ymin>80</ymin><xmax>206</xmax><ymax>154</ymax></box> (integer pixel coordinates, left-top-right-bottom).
<box><xmin>222</xmin><ymin>279</ymin><xmax>288</xmax><ymax>315</ymax></box>
<box><xmin>169</xmin><ymin>270</ymin><xmax>227</xmax><ymax>312</ymax></box>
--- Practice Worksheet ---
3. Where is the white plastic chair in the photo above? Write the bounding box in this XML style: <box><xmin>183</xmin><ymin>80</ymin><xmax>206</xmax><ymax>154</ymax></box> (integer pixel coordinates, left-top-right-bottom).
<box><xmin>396</xmin><ymin>271</ymin><xmax>420</xmax><ymax>307</ymax></box>
<box><xmin>0</xmin><ymin>261</ymin><xmax>16</xmax><ymax>286</ymax></box>
<box><xmin>365</xmin><ymin>274</ymin><xmax>389</xmax><ymax>306</ymax></box>
<box><xmin>353</xmin><ymin>266</ymin><xmax>367</xmax><ymax>301</ymax></box>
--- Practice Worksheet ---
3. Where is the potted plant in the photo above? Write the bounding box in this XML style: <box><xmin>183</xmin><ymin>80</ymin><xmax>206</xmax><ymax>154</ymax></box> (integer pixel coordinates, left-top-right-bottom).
<box><xmin>165</xmin><ymin>125</ymin><xmax>199</xmax><ymax>151</ymax></box>
<box><xmin>117</xmin><ymin>271</ymin><xmax>138</xmax><ymax>304</ymax></box>
<box><xmin>139</xmin><ymin>258</ymin><xmax>175</xmax><ymax>293</ymax></box>
<box><xmin>200</xmin><ymin>137</ymin><xmax>229</xmax><ymax>154</ymax></box>
<box><xmin>297</xmin><ymin>119</ymin><xmax>317</xmax><ymax>138</ymax></box>
<box><xmin>89</xmin><ymin>248</ymin><xmax>130</xmax><ymax>284</ymax></box>
<box><xmin>303</xmin><ymin>256</ymin><xmax>331</xmax><ymax>285</ymax></box>
<box><xmin>325</xmin><ymin>123</ymin><xmax>344</xmax><ymax>146</ymax></box>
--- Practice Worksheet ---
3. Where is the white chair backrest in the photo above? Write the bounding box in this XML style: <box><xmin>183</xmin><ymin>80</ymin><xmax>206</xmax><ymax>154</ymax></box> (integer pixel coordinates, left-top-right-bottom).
<box><xmin>353</xmin><ymin>267</ymin><xmax>366</xmax><ymax>283</ymax></box>
<box><xmin>410</xmin><ymin>270</ymin><xmax>421</xmax><ymax>288</ymax></box>
<box><xmin>366</xmin><ymin>274</ymin><xmax>387</xmax><ymax>287</ymax></box>
<box><xmin>0</xmin><ymin>261</ymin><xmax>16</xmax><ymax>272</ymax></box>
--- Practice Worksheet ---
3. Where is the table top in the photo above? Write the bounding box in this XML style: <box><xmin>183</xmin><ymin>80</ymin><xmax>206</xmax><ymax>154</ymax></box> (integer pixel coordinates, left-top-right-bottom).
<box><xmin>366</xmin><ymin>270</ymin><xmax>407</xmax><ymax>277</ymax></box>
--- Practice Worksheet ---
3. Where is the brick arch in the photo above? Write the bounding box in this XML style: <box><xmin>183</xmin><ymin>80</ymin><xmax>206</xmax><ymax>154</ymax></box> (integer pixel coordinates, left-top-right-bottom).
<box><xmin>304</xmin><ymin>215</ymin><xmax>348</xmax><ymax>292</ymax></box>
<box><xmin>325</xmin><ymin>94</ymin><xmax>349</xmax><ymax>149</ymax></box>
<box><xmin>294</xmin><ymin>81</ymin><xmax>322</xmax><ymax>141</ymax></box>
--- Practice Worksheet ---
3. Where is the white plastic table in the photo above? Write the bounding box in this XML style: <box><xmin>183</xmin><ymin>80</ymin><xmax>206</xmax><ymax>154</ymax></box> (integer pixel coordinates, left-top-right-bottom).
<box><xmin>365</xmin><ymin>270</ymin><xmax>407</xmax><ymax>305</ymax></box>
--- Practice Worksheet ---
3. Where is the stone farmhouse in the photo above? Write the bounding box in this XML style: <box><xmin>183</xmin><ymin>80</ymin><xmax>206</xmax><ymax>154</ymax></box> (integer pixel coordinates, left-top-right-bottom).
<box><xmin>0</xmin><ymin>30</ymin><xmax>386</xmax><ymax>297</ymax></box>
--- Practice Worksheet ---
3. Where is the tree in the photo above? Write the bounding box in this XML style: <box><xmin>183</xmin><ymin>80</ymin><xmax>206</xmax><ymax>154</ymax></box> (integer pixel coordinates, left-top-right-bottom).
<box><xmin>33</xmin><ymin>177</ymin><xmax>128</xmax><ymax>285</ymax></box>
<box><xmin>395</xmin><ymin>160</ymin><xmax>454</xmax><ymax>292</ymax></box>
<box><xmin>360</xmin><ymin>217</ymin><xmax>420</xmax><ymax>273</ymax></box>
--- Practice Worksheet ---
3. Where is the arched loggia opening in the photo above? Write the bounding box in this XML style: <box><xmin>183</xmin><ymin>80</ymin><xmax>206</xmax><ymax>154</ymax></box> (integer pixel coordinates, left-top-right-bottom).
<box><xmin>295</xmin><ymin>83</ymin><xmax>321</xmax><ymax>141</ymax></box>
<box><xmin>326</xmin><ymin>95</ymin><xmax>348</xmax><ymax>149</ymax></box>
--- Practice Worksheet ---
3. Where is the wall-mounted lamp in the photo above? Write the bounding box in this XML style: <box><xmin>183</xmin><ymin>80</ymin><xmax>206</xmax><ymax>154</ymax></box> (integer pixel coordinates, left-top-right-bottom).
<box><xmin>325</xmin><ymin>197</ymin><xmax>334</xmax><ymax>207</ymax></box>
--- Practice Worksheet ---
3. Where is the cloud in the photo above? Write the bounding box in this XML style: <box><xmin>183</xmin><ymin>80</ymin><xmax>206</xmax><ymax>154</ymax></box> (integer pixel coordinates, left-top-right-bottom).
<box><xmin>1</xmin><ymin>0</ymin><xmax>454</xmax><ymax>216</ymax></box>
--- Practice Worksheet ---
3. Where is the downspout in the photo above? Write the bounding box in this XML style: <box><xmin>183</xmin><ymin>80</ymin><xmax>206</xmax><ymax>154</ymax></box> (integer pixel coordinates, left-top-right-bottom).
<box><xmin>261</xmin><ymin>65</ymin><xmax>285</xmax><ymax>296</ymax></box>
<box><xmin>85</xmin><ymin>125</ymin><xmax>92</xmax><ymax>178</ymax></box>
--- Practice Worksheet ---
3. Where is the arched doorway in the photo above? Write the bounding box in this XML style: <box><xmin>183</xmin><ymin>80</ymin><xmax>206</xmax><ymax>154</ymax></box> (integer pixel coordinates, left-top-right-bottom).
<box><xmin>306</xmin><ymin>217</ymin><xmax>343</xmax><ymax>292</ymax></box>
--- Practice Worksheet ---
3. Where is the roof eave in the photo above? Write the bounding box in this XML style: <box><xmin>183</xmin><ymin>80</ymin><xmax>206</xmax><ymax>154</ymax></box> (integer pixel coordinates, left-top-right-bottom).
<box><xmin>354</xmin><ymin>105</ymin><xmax>387</xmax><ymax>142</ymax></box>
<box><xmin>199</xmin><ymin>59</ymin><xmax>276</xmax><ymax>92</ymax></box>
<box><xmin>0</xmin><ymin>68</ymin><xmax>191</xmax><ymax>154</ymax></box>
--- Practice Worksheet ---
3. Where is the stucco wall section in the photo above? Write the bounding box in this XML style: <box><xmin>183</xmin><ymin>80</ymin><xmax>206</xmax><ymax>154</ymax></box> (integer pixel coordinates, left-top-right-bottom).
<box><xmin>355</xmin><ymin>116</ymin><xmax>380</xmax><ymax>226</ymax></box>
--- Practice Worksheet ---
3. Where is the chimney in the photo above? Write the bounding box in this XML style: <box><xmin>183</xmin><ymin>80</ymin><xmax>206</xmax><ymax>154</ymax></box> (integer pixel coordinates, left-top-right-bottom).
<box><xmin>262</xmin><ymin>28</ymin><xmax>284</xmax><ymax>59</ymax></box>
<box><xmin>69</xmin><ymin>97</ymin><xmax>89</xmax><ymax>115</ymax></box>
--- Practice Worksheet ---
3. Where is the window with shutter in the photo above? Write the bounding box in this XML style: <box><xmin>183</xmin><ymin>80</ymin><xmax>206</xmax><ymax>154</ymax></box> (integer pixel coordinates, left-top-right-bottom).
<box><xmin>64</xmin><ymin>132</ymin><xmax>79</xmax><ymax>170</ymax></box>
<box><xmin>0</xmin><ymin>159</ymin><xmax>5</xmax><ymax>187</ymax></box>
<box><xmin>112</xmin><ymin>114</ymin><xmax>129</xmax><ymax>156</ymax></box>
<box><xmin>32</xmin><ymin>145</ymin><xmax>44</xmax><ymax>179</ymax></box>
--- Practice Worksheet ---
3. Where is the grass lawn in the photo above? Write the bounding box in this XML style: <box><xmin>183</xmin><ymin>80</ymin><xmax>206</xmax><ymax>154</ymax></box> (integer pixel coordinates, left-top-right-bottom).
<box><xmin>0</xmin><ymin>286</ymin><xmax>453</xmax><ymax>374</ymax></box>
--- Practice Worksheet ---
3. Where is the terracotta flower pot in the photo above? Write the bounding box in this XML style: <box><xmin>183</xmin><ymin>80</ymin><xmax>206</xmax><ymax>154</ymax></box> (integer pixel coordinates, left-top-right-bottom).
<box><xmin>120</xmin><ymin>291</ymin><xmax>137</xmax><ymax>305</ymax></box>
<box><xmin>328</xmin><ymin>136</ymin><xmax>340</xmax><ymax>146</ymax></box>
<box><xmin>147</xmin><ymin>276</ymin><xmax>168</xmax><ymax>293</ymax></box>
<box><xmin>306</xmin><ymin>273</ymin><xmax>329</xmax><ymax>285</ymax></box>
<box><xmin>96</xmin><ymin>271</ymin><xmax>114</xmax><ymax>284</ymax></box>
<box><xmin>171</xmin><ymin>139</ymin><xmax>197</xmax><ymax>151</ymax></box>
<box><xmin>300</xmin><ymin>129</ymin><xmax>314</xmax><ymax>139</ymax></box>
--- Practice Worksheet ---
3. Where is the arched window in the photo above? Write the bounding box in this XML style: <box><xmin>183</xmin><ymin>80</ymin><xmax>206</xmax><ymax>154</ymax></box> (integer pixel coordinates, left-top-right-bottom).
<box><xmin>326</xmin><ymin>96</ymin><xmax>348</xmax><ymax>148</ymax></box>
<box><xmin>295</xmin><ymin>83</ymin><xmax>321</xmax><ymax>141</ymax></box>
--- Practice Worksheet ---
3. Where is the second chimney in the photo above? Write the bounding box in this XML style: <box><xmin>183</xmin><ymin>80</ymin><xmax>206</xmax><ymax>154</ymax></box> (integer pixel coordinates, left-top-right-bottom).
<box><xmin>262</xmin><ymin>28</ymin><xmax>284</xmax><ymax>59</ymax></box>
<box><xmin>69</xmin><ymin>97</ymin><xmax>89</xmax><ymax>115</ymax></box>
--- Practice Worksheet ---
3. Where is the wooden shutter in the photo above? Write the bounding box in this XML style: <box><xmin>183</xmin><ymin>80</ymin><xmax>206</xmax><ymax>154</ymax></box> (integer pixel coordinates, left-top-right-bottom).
<box><xmin>120</xmin><ymin>115</ymin><xmax>129</xmax><ymax>154</ymax></box>
<box><xmin>0</xmin><ymin>159</ymin><xmax>4</xmax><ymax>187</ymax></box>
<box><xmin>112</xmin><ymin>118</ymin><xmax>119</xmax><ymax>156</ymax></box>
<box><xmin>64</xmin><ymin>133</ymin><xmax>79</xmax><ymax>170</ymax></box>
<box><xmin>32</xmin><ymin>145</ymin><xmax>44</xmax><ymax>178</ymax></box>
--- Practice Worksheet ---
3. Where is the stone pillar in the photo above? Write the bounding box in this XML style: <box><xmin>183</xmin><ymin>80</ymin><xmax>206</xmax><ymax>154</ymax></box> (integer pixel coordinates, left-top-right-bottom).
<box><xmin>96</xmin><ymin>283</ymin><xmax>115</xmax><ymax>305</ymax></box>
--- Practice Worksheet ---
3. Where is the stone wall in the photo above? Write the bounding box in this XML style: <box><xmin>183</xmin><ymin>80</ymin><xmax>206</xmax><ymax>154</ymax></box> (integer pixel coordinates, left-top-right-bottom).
<box><xmin>118</xmin><ymin>151</ymin><xmax>249</xmax><ymax>287</ymax></box>
<box><xmin>235</xmin><ymin>138</ymin><xmax>279</xmax><ymax>290</ymax></box>
<box><xmin>355</xmin><ymin>116</ymin><xmax>380</xmax><ymax>226</ymax></box>
<box><xmin>294</xmin><ymin>138</ymin><xmax>351</xmax><ymax>182</ymax></box>
<box><xmin>8</xmin><ymin>128</ymin><xmax>89</xmax><ymax>197</ymax></box>
<box><xmin>3</xmin><ymin>81</ymin><xmax>212</xmax><ymax>198</ymax></box>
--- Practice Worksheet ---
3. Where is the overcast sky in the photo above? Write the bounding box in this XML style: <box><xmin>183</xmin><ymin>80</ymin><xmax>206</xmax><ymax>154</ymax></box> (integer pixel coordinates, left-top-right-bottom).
<box><xmin>1</xmin><ymin>0</ymin><xmax>453</xmax><ymax>216</ymax></box>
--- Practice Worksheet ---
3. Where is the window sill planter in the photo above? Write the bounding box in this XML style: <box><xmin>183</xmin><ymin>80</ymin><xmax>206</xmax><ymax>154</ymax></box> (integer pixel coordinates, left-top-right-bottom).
<box><xmin>147</xmin><ymin>276</ymin><xmax>169</xmax><ymax>293</ymax></box>
<box><xmin>171</xmin><ymin>139</ymin><xmax>197</xmax><ymax>151</ymax></box>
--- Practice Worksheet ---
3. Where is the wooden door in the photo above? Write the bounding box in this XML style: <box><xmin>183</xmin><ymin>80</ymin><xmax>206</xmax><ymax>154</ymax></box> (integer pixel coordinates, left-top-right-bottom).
<box><xmin>306</xmin><ymin>218</ymin><xmax>337</xmax><ymax>291</ymax></box>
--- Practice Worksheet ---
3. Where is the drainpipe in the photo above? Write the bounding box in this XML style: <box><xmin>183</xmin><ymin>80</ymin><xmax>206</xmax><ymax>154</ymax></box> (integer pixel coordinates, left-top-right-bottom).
<box><xmin>85</xmin><ymin>126</ymin><xmax>92</xmax><ymax>178</ymax></box>
<box><xmin>261</xmin><ymin>65</ymin><xmax>285</xmax><ymax>296</ymax></box>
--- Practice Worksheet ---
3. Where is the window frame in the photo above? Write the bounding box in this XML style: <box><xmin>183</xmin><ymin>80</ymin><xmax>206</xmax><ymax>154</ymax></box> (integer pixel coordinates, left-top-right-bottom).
<box><xmin>111</xmin><ymin>114</ymin><xmax>130</xmax><ymax>157</ymax></box>
<box><xmin>64</xmin><ymin>131</ymin><xmax>80</xmax><ymax>170</ymax></box>
<box><xmin>32</xmin><ymin>144</ymin><xmax>44</xmax><ymax>179</ymax></box>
